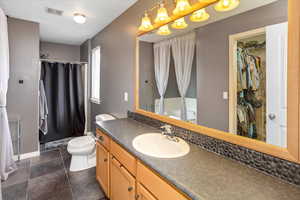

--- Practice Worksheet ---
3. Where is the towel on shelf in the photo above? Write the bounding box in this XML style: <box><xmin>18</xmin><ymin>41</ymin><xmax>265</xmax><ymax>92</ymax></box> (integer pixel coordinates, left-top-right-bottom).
<box><xmin>39</xmin><ymin>80</ymin><xmax>48</xmax><ymax>135</ymax></box>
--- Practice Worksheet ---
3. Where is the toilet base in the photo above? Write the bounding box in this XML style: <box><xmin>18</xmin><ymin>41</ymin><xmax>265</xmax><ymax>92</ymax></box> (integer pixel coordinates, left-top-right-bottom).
<box><xmin>69</xmin><ymin>151</ymin><xmax>96</xmax><ymax>172</ymax></box>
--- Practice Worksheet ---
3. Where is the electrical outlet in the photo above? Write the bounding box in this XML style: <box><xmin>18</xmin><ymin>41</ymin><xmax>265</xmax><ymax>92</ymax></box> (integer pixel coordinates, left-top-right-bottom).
<box><xmin>223</xmin><ymin>91</ymin><xmax>228</xmax><ymax>100</ymax></box>
<box><xmin>124</xmin><ymin>92</ymin><xmax>128</xmax><ymax>102</ymax></box>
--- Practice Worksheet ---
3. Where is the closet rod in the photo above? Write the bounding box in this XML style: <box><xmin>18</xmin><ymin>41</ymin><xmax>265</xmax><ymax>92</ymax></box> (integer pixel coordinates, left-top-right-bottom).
<box><xmin>40</xmin><ymin>59</ymin><xmax>88</xmax><ymax>65</ymax></box>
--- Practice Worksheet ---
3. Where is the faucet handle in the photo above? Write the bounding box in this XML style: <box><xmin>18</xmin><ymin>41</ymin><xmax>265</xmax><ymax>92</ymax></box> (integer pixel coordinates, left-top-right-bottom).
<box><xmin>161</xmin><ymin>124</ymin><xmax>173</xmax><ymax>133</ymax></box>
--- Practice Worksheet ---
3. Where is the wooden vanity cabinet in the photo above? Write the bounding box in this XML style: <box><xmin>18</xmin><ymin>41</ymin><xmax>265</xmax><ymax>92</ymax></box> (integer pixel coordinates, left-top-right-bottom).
<box><xmin>96</xmin><ymin>128</ymin><xmax>190</xmax><ymax>200</ymax></box>
<box><xmin>96</xmin><ymin>142</ymin><xmax>110</xmax><ymax>198</ymax></box>
<box><xmin>137</xmin><ymin>161</ymin><xmax>189</xmax><ymax>200</ymax></box>
<box><xmin>110</xmin><ymin>156</ymin><xmax>136</xmax><ymax>200</ymax></box>
<box><xmin>136</xmin><ymin>183</ymin><xmax>157</xmax><ymax>200</ymax></box>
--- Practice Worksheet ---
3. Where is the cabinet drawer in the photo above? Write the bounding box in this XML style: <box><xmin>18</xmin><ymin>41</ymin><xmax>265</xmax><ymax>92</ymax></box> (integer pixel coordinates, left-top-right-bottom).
<box><xmin>96</xmin><ymin>129</ymin><xmax>111</xmax><ymax>150</ymax></box>
<box><xmin>137</xmin><ymin>161</ymin><xmax>189</xmax><ymax>200</ymax></box>
<box><xmin>111</xmin><ymin>140</ymin><xmax>136</xmax><ymax>176</ymax></box>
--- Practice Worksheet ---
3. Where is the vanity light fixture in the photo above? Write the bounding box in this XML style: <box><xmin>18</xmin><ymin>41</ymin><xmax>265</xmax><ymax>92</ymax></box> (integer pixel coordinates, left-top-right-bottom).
<box><xmin>171</xmin><ymin>17</ymin><xmax>188</xmax><ymax>29</ymax></box>
<box><xmin>190</xmin><ymin>8</ymin><xmax>210</xmax><ymax>22</ymax></box>
<box><xmin>138</xmin><ymin>13</ymin><xmax>153</xmax><ymax>31</ymax></box>
<box><xmin>214</xmin><ymin>0</ymin><xmax>240</xmax><ymax>12</ymax></box>
<box><xmin>73</xmin><ymin>13</ymin><xmax>86</xmax><ymax>24</ymax></box>
<box><xmin>157</xmin><ymin>25</ymin><xmax>172</xmax><ymax>35</ymax></box>
<box><xmin>154</xmin><ymin>3</ymin><xmax>170</xmax><ymax>24</ymax></box>
<box><xmin>173</xmin><ymin>0</ymin><xmax>192</xmax><ymax>16</ymax></box>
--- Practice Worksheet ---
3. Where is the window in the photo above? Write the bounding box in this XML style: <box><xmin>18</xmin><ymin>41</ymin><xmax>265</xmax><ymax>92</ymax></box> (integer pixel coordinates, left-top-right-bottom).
<box><xmin>91</xmin><ymin>46</ymin><xmax>101</xmax><ymax>104</ymax></box>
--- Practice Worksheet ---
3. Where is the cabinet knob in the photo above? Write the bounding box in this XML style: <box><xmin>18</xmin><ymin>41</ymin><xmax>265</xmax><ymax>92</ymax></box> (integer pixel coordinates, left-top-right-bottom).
<box><xmin>135</xmin><ymin>194</ymin><xmax>140</xmax><ymax>199</ymax></box>
<box><xmin>104</xmin><ymin>158</ymin><xmax>108</xmax><ymax>162</ymax></box>
<box><xmin>128</xmin><ymin>186</ymin><xmax>133</xmax><ymax>192</ymax></box>
<box><xmin>268</xmin><ymin>113</ymin><xmax>276</xmax><ymax>120</ymax></box>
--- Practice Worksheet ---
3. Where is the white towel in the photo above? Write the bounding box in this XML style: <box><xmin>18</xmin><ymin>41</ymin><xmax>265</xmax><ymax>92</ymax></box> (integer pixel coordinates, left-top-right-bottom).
<box><xmin>39</xmin><ymin>80</ymin><xmax>48</xmax><ymax>134</ymax></box>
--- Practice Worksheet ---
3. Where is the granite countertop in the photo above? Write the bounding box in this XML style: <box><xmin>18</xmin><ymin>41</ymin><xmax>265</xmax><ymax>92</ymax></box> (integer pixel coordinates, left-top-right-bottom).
<box><xmin>96</xmin><ymin>118</ymin><xmax>300</xmax><ymax>200</ymax></box>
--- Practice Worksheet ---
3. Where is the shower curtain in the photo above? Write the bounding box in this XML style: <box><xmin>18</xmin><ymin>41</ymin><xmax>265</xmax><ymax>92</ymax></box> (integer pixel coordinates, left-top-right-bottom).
<box><xmin>171</xmin><ymin>32</ymin><xmax>196</xmax><ymax>120</ymax></box>
<box><xmin>0</xmin><ymin>7</ymin><xmax>17</xmax><ymax>181</ymax></box>
<box><xmin>154</xmin><ymin>40</ymin><xmax>171</xmax><ymax>115</ymax></box>
<box><xmin>39</xmin><ymin>62</ymin><xmax>85</xmax><ymax>143</ymax></box>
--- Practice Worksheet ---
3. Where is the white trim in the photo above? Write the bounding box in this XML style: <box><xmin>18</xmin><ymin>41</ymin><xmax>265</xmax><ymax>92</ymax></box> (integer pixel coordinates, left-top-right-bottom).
<box><xmin>13</xmin><ymin>151</ymin><xmax>40</xmax><ymax>161</ymax></box>
<box><xmin>90</xmin><ymin>46</ymin><xmax>101</xmax><ymax>103</ymax></box>
<box><xmin>228</xmin><ymin>27</ymin><xmax>266</xmax><ymax>134</ymax></box>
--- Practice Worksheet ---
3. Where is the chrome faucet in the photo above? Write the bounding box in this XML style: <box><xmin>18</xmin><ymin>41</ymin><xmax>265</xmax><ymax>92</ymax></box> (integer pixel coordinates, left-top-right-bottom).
<box><xmin>160</xmin><ymin>124</ymin><xmax>179</xmax><ymax>142</ymax></box>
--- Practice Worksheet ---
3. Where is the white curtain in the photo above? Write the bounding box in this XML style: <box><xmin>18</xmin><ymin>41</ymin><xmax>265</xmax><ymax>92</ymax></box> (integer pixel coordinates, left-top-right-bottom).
<box><xmin>154</xmin><ymin>40</ymin><xmax>171</xmax><ymax>115</ymax></box>
<box><xmin>0</xmin><ymin>7</ymin><xmax>17</xmax><ymax>181</ymax></box>
<box><xmin>171</xmin><ymin>32</ymin><xmax>196</xmax><ymax>120</ymax></box>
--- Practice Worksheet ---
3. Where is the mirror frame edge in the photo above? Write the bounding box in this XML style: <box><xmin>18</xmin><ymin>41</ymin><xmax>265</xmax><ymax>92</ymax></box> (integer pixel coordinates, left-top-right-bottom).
<box><xmin>134</xmin><ymin>0</ymin><xmax>300</xmax><ymax>163</ymax></box>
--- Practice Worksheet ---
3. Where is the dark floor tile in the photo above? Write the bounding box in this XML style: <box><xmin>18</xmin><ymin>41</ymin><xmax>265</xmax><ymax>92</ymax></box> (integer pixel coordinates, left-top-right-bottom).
<box><xmin>2</xmin><ymin>181</ymin><xmax>27</xmax><ymax>200</ymax></box>
<box><xmin>59</xmin><ymin>146</ymin><xmax>71</xmax><ymax>159</ymax></box>
<box><xmin>68</xmin><ymin>167</ymin><xmax>96</xmax><ymax>184</ymax></box>
<box><xmin>69</xmin><ymin>167</ymin><xmax>103</xmax><ymax>200</ymax></box>
<box><xmin>2</xmin><ymin>160</ymin><xmax>30</xmax><ymax>188</ymax></box>
<box><xmin>31</xmin><ymin>149</ymin><xmax>61</xmax><ymax>166</ymax></box>
<box><xmin>70</xmin><ymin>177</ymin><xmax>104</xmax><ymax>200</ymax></box>
<box><xmin>30</xmin><ymin>158</ymin><xmax>64</xmax><ymax>179</ymax></box>
<box><xmin>27</xmin><ymin>169</ymin><xmax>70</xmax><ymax>200</ymax></box>
<box><xmin>63</xmin><ymin>156</ymin><xmax>71</xmax><ymax>170</ymax></box>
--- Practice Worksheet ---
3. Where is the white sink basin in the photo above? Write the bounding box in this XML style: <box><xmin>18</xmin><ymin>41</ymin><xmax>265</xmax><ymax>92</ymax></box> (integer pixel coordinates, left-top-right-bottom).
<box><xmin>132</xmin><ymin>133</ymin><xmax>190</xmax><ymax>158</ymax></box>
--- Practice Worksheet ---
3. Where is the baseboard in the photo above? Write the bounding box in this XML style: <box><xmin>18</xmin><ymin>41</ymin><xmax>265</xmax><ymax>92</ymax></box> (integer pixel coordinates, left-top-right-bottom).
<box><xmin>13</xmin><ymin>151</ymin><xmax>40</xmax><ymax>161</ymax></box>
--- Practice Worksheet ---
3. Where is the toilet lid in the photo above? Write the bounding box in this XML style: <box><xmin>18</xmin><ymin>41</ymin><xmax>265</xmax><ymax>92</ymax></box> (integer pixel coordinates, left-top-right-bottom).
<box><xmin>68</xmin><ymin>136</ymin><xmax>94</xmax><ymax>148</ymax></box>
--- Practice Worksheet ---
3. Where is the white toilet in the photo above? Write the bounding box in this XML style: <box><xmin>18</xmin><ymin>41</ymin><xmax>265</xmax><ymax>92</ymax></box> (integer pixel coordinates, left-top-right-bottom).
<box><xmin>67</xmin><ymin>114</ymin><xmax>116</xmax><ymax>172</ymax></box>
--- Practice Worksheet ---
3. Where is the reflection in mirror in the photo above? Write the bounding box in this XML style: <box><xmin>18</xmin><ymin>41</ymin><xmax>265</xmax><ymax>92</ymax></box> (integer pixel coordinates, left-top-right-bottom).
<box><xmin>138</xmin><ymin>0</ymin><xmax>288</xmax><ymax>147</ymax></box>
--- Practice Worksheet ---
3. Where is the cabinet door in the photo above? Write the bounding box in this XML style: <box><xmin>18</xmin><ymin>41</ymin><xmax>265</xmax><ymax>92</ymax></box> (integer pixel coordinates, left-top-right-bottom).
<box><xmin>96</xmin><ymin>142</ymin><xmax>110</xmax><ymax>197</ymax></box>
<box><xmin>110</xmin><ymin>157</ymin><xmax>135</xmax><ymax>200</ymax></box>
<box><xmin>137</xmin><ymin>183</ymin><xmax>157</xmax><ymax>200</ymax></box>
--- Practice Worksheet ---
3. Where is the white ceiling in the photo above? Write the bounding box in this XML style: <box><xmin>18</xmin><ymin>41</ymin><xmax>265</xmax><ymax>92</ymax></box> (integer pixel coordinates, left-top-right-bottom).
<box><xmin>0</xmin><ymin>0</ymin><xmax>137</xmax><ymax>45</ymax></box>
<box><xmin>139</xmin><ymin>0</ymin><xmax>278</xmax><ymax>43</ymax></box>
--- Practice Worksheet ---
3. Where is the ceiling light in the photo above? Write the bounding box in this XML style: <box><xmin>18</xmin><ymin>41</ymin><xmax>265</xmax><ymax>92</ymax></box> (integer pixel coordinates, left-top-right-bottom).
<box><xmin>171</xmin><ymin>17</ymin><xmax>188</xmax><ymax>29</ymax></box>
<box><xmin>214</xmin><ymin>0</ymin><xmax>240</xmax><ymax>12</ymax></box>
<box><xmin>157</xmin><ymin>25</ymin><xmax>171</xmax><ymax>36</ymax></box>
<box><xmin>173</xmin><ymin>0</ymin><xmax>192</xmax><ymax>15</ymax></box>
<box><xmin>190</xmin><ymin>8</ymin><xmax>210</xmax><ymax>22</ymax></box>
<box><xmin>155</xmin><ymin>3</ymin><xmax>170</xmax><ymax>24</ymax></box>
<box><xmin>139</xmin><ymin>13</ymin><xmax>153</xmax><ymax>31</ymax></box>
<box><xmin>73</xmin><ymin>13</ymin><xmax>86</xmax><ymax>24</ymax></box>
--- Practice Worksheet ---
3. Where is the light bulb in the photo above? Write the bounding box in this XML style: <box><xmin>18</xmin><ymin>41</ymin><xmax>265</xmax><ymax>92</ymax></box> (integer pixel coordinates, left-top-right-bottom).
<box><xmin>138</xmin><ymin>13</ymin><xmax>153</xmax><ymax>31</ymax></box>
<box><xmin>214</xmin><ymin>0</ymin><xmax>240</xmax><ymax>12</ymax></box>
<box><xmin>157</xmin><ymin>25</ymin><xmax>171</xmax><ymax>36</ymax></box>
<box><xmin>173</xmin><ymin>0</ymin><xmax>192</xmax><ymax>15</ymax></box>
<box><xmin>171</xmin><ymin>17</ymin><xmax>188</xmax><ymax>29</ymax></box>
<box><xmin>155</xmin><ymin>3</ymin><xmax>170</xmax><ymax>24</ymax></box>
<box><xmin>190</xmin><ymin>8</ymin><xmax>210</xmax><ymax>22</ymax></box>
<box><xmin>73</xmin><ymin>13</ymin><xmax>86</xmax><ymax>24</ymax></box>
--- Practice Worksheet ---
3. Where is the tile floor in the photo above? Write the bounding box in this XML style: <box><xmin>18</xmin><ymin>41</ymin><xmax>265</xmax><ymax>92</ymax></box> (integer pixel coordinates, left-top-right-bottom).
<box><xmin>1</xmin><ymin>146</ymin><xmax>107</xmax><ymax>200</ymax></box>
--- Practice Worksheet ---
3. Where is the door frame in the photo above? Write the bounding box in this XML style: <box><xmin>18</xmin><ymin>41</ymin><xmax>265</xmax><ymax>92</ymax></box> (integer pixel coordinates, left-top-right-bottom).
<box><xmin>228</xmin><ymin>27</ymin><xmax>266</xmax><ymax>134</ymax></box>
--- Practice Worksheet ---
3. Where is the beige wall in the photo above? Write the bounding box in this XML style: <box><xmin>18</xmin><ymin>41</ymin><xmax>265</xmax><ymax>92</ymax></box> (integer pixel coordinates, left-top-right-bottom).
<box><xmin>40</xmin><ymin>41</ymin><xmax>80</xmax><ymax>62</ymax></box>
<box><xmin>84</xmin><ymin>0</ymin><xmax>157</xmax><ymax>129</ymax></box>
<box><xmin>7</xmin><ymin>18</ymin><xmax>40</xmax><ymax>154</ymax></box>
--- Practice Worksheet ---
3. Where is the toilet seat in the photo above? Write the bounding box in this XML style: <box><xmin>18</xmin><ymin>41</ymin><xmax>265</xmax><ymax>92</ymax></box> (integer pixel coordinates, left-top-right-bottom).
<box><xmin>67</xmin><ymin>136</ymin><xmax>95</xmax><ymax>155</ymax></box>
<box><xmin>68</xmin><ymin>136</ymin><xmax>94</xmax><ymax>149</ymax></box>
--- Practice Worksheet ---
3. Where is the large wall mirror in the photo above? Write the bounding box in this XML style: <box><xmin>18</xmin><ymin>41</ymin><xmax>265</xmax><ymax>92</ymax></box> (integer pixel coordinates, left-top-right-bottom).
<box><xmin>136</xmin><ymin>0</ymin><xmax>300</xmax><ymax>162</ymax></box>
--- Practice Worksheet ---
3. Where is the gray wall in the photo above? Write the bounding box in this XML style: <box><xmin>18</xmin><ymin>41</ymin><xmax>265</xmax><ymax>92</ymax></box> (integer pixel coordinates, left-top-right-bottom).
<box><xmin>82</xmin><ymin>0</ymin><xmax>158</xmax><ymax>130</ymax></box>
<box><xmin>139</xmin><ymin>41</ymin><xmax>156</xmax><ymax>112</ymax></box>
<box><xmin>40</xmin><ymin>41</ymin><xmax>80</xmax><ymax>61</ymax></box>
<box><xmin>196</xmin><ymin>0</ymin><xmax>287</xmax><ymax>131</ymax></box>
<box><xmin>7</xmin><ymin>18</ymin><xmax>40</xmax><ymax>154</ymax></box>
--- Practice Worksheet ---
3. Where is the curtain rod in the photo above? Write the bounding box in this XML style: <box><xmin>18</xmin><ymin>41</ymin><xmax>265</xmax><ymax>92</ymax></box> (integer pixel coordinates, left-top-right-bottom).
<box><xmin>40</xmin><ymin>58</ymin><xmax>88</xmax><ymax>65</ymax></box>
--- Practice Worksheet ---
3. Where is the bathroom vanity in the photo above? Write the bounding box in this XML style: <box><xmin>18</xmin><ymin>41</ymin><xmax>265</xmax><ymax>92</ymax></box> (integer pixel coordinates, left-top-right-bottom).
<box><xmin>95</xmin><ymin>120</ymin><xmax>189</xmax><ymax>200</ymax></box>
<box><xmin>96</xmin><ymin>119</ymin><xmax>300</xmax><ymax>200</ymax></box>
